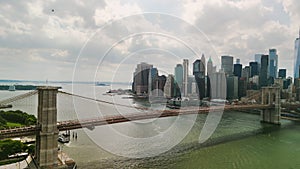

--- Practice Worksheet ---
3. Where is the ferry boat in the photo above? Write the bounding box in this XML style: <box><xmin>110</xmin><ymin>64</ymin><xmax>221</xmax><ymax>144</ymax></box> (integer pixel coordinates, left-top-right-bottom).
<box><xmin>58</xmin><ymin>134</ymin><xmax>70</xmax><ymax>143</ymax></box>
<box><xmin>8</xmin><ymin>85</ymin><xmax>16</xmax><ymax>91</ymax></box>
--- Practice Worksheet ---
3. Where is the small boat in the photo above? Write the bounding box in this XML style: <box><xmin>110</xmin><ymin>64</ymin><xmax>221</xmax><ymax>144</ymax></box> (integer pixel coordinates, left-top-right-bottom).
<box><xmin>8</xmin><ymin>85</ymin><xmax>16</xmax><ymax>91</ymax></box>
<box><xmin>95</xmin><ymin>82</ymin><xmax>109</xmax><ymax>86</ymax></box>
<box><xmin>58</xmin><ymin>135</ymin><xmax>70</xmax><ymax>143</ymax></box>
<box><xmin>62</xmin><ymin>130</ymin><xmax>71</xmax><ymax>137</ymax></box>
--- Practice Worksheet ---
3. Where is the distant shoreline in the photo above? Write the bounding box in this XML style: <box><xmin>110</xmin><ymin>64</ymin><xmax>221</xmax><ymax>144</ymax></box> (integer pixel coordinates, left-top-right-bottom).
<box><xmin>0</xmin><ymin>79</ymin><xmax>132</xmax><ymax>85</ymax></box>
<box><xmin>0</xmin><ymin>85</ymin><xmax>62</xmax><ymax>91</ymax></box>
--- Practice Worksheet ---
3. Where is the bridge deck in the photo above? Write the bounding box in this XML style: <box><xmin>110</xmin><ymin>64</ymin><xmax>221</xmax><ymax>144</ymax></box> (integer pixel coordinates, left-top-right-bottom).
<box><xmin>0</xmin><ymin>104</ymin><xmax>273</xmax><ymax>139</ymax></box>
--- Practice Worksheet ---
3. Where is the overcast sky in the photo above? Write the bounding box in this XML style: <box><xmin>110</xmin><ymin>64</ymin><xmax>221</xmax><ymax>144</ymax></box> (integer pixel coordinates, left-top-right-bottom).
<box><xmin>1</xmin><ymin>0</ymin><xmax>300</xmax><ymax>82</ymax></box>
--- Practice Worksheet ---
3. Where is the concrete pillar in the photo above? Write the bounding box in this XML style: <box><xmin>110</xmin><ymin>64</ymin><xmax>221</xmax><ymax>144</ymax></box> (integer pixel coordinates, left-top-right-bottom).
<box><xmin>36</xmin><ymin>87</ymin><xmax>59</xmax><ymax>169</ymax></box>
<box><xmin>260</xmin><ymin>87</ymin><xmax>281</xmax><ymax>125</ymax></box>
<box><xmin>274</xmin><ymin>88</ymin><xmax>281</xmax><ymax>124</ymax></box>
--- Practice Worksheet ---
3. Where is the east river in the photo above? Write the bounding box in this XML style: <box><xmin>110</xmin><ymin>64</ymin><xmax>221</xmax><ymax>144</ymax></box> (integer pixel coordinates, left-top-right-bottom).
<box><xmin>1</xmin><ymin>83</ymin><xmax>300</xmax><ymax>169</ymax></box>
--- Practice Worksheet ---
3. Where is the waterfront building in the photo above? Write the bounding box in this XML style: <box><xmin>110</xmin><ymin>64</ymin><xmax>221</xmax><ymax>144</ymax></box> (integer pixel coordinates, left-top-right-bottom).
<box><xmin>296</xmin><ymin>78</ymin><xmax>300</xmax><ymax>101</ymax></box>
<box><xmin>206</xmin><ymin>76</ymin><xmax>210</xmax><ymax>98</ymax></box>
<box><xmin>283</xmin><ymin>77</ymin><xmax>292</xmax><ymax>90</ymax></box>
<box><xmin>221</xmin><ymin>55</ymin><xmax>234</xmax><ymax>75</ymax></box>
<box><xmin>188</xmin><ymin>76</ymin><xmax>197</xmax><ymax>95</ymax></box>
<box><xmin>132</xmin><ymin>62</ymin><xmax>153</xmax><ymax>95</ymax></box>
<box><xmin>152</xmin><ymin>75</ymin><xmax>166</xmax><ymax>97</ymax></box>
<box><xmin>274</xmin><ymin>78</ymin><xmax>284</xmax><ymax>89</ymax></box>
<box><xmin>294</xmin><ymin>30</ymin><xmax>300</xmax><ymax>78</ymax></box>
<box><xmin>164</xmin><ymin>75</ymin><xmax>175</xmax><ymax>98</ymax></box>
<box><xmin>148</xmin><ymin>67</ymin><xmax>158</xmax><ymax>93</ymax></box>
<box><xmin>187</xmin><ymin>76</ymin><xmax>195</xmax><ymax>95</ymax></box>
<box><xmin>238</xmin><ymin>77</ymin><xmax>247</xmax><ymax>98</ymax></box>
<box><xmin>269</xmin><ymin>49</ymin><xmax>278</xmax><ymax>79</ymax></box>
<box><xmin>174</xmin><ymin>64</ymin><xmax>183</xmax><ymax>96</ymax></box>
<box><xmin>183</xmin><ymin>59</ymin><xmax>189</xmax><ymax>97</ymax></box>
<box><xmin>260</xmin><ymin>55</ymin><xmax>269</xmax><ymax>87</ymax></box>
<box><xmin>209</xmin><ymin>71</ymin><xmax>227</xmax><ymax>99</ymax></box>
<box><xmin>148</xmin><ymin>71</ymin><xmax>167</xmax><ymax>97</ymax></box>
<box><xmin>227</xmin><ymin>75</ymin><xmax>239</xmax><ymax>100</ymax></box>
<box><xmin>249</xmin><ymin>75</ymin><xmax>259</xmax><ymax>90</ymax></box>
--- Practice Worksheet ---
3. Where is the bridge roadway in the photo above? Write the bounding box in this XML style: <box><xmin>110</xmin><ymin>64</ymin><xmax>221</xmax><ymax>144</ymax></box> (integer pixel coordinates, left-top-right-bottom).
<box><xmin>0</xmin><ymin>104</ymin><xmax>273</xmax><ymax>139</ymax></box>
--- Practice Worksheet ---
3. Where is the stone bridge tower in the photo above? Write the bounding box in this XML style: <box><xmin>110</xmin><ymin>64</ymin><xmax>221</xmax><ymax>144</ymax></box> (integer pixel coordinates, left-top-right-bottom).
<box><xmin>35</xmin><ymin>87</ymin><xmax>59</xmax><ymax>169</ymax></box>
<box><xmin>261</xmin><ymin>86</ymin><xmax>281</xmax><ymax>125</ymax></box>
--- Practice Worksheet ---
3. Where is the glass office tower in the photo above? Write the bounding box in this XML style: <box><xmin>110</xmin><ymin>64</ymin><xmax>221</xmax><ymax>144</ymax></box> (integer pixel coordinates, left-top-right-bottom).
<box><xmin>294</xmin><ymin>30</ymin><xmax>300</xmax><ymax>78</ymax></box>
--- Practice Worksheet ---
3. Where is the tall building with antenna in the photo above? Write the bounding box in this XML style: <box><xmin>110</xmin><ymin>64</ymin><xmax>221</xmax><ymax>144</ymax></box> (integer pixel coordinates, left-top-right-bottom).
<box><xmin>294</xmin><ymin>28</ymin><xmax>300</xmax><ymax>78</ymax></box>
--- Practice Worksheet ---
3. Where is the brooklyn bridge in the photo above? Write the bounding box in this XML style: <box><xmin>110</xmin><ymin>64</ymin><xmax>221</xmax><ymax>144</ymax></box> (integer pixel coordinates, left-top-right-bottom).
<box><xmin>0</xmin><ymin>86</ymin><xmax>296</xmax><ymax>168</ymax></box>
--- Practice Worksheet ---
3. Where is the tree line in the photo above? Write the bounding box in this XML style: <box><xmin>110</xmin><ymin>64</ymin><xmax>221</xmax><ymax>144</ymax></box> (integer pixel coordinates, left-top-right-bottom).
<box><xmin>0</xmin><ymin>110</ymin><xmax>36</xmax><ymax>129</ymax></box>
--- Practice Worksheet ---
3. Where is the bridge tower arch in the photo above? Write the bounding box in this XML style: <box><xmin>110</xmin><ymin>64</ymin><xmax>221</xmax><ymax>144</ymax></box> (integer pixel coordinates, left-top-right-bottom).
<box><xmin>35</xmin><ymin>87</ymin><xmax>59</xmax><ymax>169</ymax></box>
<box><xmin>261</xmin><ymin>86</ymin><xmax>281</xmax><ymax>125</ymax></box>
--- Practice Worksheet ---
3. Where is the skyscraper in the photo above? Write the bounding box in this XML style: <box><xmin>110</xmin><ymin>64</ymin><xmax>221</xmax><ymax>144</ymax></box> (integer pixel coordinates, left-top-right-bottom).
<box><xmin>148</xmin><ymin>67</ymin><xmax>158</xmax><ymax>93</ymax></box>
<box><xmin>249</xmin><ymin>62</ymin><xmax>259</xmax><ymax>77</ymax></box>
<box><xmin>227</xmin><ymin>76</ymin><xmax>239</xmax><ymax>100</ymax></box>
<box><xmin>209</xmin><ymin>72</ymin><xmax>227</xmax><ymax>99</ymax></box>
<box><xmin>255</xmin><ymin>54</ymin><xmax>263</xmax><ymax>64</ymax></box>
<box><xmin>238</xmin><ymin>78</ymin><xmax>247</xmax><ymax>98</ymax></box>
<box><xmin>183</xmin><ymin>59</ymin><xmax>189</xmax><ymax>97</ymax></box>
<box><xmin>260</xmin><ymin>55</ymin><xmax>269</xmax><ymax>87</ymax></box>
<box><xmin>132</xmin><ymin>62</ymin><xmax>153</xmax><ymax>95</ymax></box>
<box><xmin>174</xmin><ymin>64</ymin><xmax>183</xmax><ymax>97</ymax></box>
<box><xmin>294</xmin><ymin>29</ymin><xmax>300</xmax><ymax>78</ymax></box>
<box><xmin>164</xmin><ymin>75</ymin><xmax>175</xmax><ymax>98</ymax></box>
<box><xmin>193</xmin><ymin>60</ymin><xmax>205</xmax><ymax>78</ymax></box>
<box><xmin>233</xmin><ymin>59</ymin><xmax>242</xmax><ymax>78</ymax></box>
<box><xmin>269</xmin><ymin>49</ymin><xmax>278</xmax><ymax>79</ymax></box>
<box><xmin>207</xmin><ymin>57</ymin><xmax>214</xmax><ymax>76</ymax></box>
<box><xmin>201</xmin><ymin>54</ymin><xmax>206</xmax><ymax>76</ymax></box>
<box><xmin>254</xmin><ymin>54</ymin><xmax>263</xmax><ymax>74</ymax></box>
<box><xmin>221</xmin><ymin>56</ymin><xmax>234</xmax><ymax>75</ymax></box>
<box><xmin>193</xmin><ymin>59</ymin><xmax>205</xmax><ymax>100</ymax></box>
<box><xmin>242</xmin><ymin>66</ymin><xmax>250</xmax><ymax>82</ymax></box>
<box><xmin>278</xmin><ymin>69</ymin><xmax>287</xmax><ymax>79</ymax></box>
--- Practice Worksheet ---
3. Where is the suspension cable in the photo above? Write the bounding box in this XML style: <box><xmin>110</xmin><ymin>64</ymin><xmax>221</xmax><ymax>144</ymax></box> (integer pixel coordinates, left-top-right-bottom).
<box><xmin>58</xmin><ymin>91</ymin><xmax>149</xmax><ymax>110</ymax></box>
<box><xmin>0</xmin><ymin>90</ymin><xmax>38</xmax><ymax>105</ymax></box>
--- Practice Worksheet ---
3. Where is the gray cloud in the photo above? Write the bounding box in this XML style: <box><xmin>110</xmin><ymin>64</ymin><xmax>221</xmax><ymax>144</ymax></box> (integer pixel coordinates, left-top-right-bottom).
<box><xmin>0</xmin><ymin>0</ymin><xmax>299</xmax><ymax>81</ymax></box>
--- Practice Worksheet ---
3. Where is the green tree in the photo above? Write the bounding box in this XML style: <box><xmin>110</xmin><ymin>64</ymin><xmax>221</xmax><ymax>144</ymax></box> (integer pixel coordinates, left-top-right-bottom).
<box><xmin>0</xmin><ymin>140</ymin><xmax>25</xmax><ymax>160</ymax></box>
<box><xmin>0</xmin><ymin>116</ymin><xmax>7</xmax><ymax>129</ymax></box>
<box><xmin>0</xmin><ymin>110</ymin><xmax>36</xmax><ymax>126</ymax></box>
<box><xmin>27</xmin><ymin>145</ymin><xmax>35</xmax><ymax>155</ymax></box>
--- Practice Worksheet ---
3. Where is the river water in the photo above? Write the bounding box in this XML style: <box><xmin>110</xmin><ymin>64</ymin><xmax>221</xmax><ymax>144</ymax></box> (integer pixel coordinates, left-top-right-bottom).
<box><xmin>1</xmin><ymin>83</ymin><xmax>300</xmax><ymax>169</ymax></box>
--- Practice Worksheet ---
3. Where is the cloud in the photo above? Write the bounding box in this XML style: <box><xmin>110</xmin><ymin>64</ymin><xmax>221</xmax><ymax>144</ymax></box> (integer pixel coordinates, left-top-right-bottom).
<box><xmin>180</xmin><ymin>0</ymin><xmax>298</xmax><ymax>76</ymax></box>
<box><xmin>93</xmin><ymin>0</ymin><xmax>142</xmax><ymax>26</ymax></box>
<box><xmin>0</xmin><ymin>0</ymin><xmax>299</xmax><ymax>80</ymax></box>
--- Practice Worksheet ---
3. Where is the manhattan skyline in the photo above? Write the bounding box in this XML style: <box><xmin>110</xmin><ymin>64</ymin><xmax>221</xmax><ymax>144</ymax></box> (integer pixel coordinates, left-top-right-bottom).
<box><xmin>0</xmin><ymin>0</ymin><xmax>300</xmax><ymax>82</ymax></box>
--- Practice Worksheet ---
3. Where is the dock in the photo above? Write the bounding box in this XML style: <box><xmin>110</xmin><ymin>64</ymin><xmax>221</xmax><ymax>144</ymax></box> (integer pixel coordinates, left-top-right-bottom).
<box><xmin>58</xmin><ymin>151</ymin><xmax>77</xmax><ymax>169</ymax></box>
